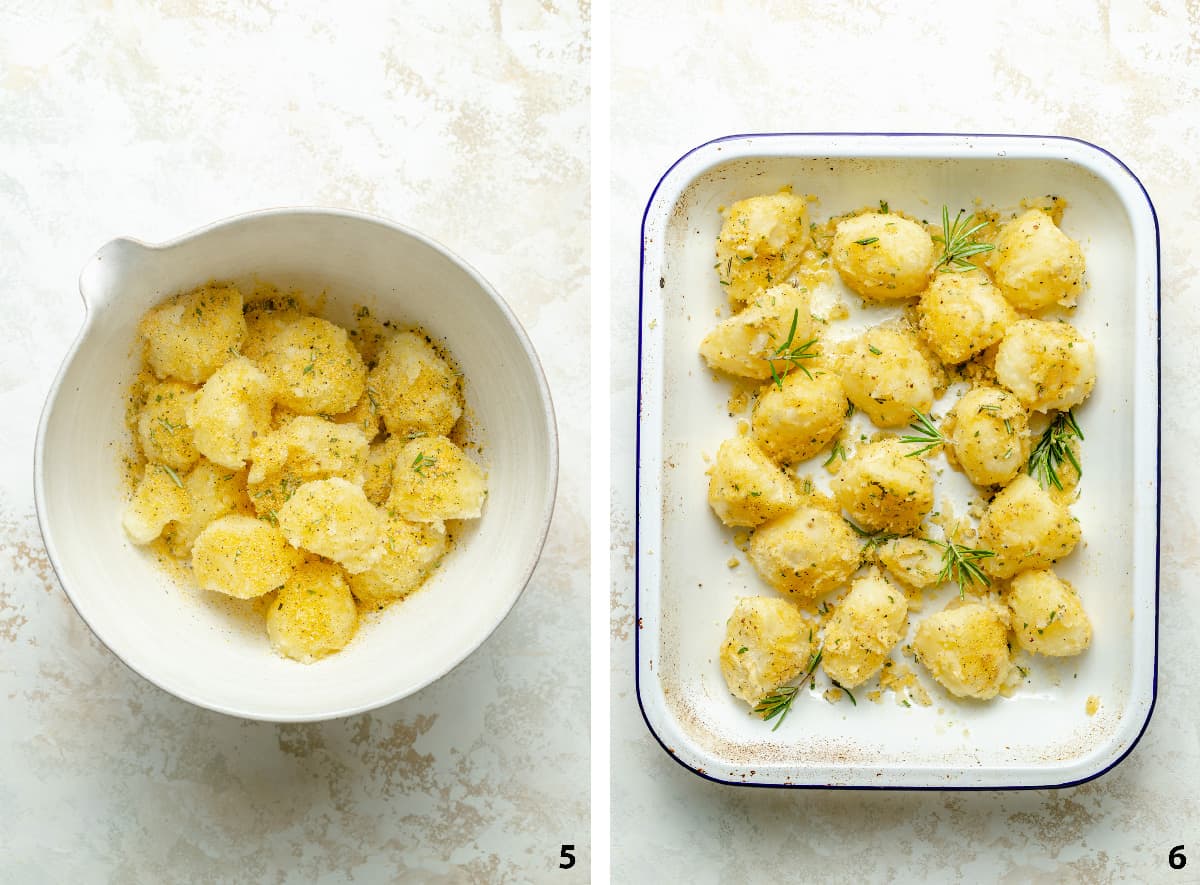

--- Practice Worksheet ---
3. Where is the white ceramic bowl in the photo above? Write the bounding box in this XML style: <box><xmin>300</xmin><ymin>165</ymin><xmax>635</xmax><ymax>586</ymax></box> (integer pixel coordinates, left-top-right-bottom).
<box><xmin>638</xmin><ymin>134</ymin><xmax>1159</xmax><ymax>788</ymax></box>
<box><xmin>35</xmin><ymin>208</ymin><xmax>557</xmax><ymax>722</ymax></box>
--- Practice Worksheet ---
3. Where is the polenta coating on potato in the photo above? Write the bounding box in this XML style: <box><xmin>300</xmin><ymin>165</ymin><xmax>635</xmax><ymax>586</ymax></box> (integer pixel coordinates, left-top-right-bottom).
<box><xmin>719</xmin><ymin>596</ymin><xmax>815</xmax><ymax>705</ymax></box>
<box><xmin>162</xmin><ymin>460</ymin><xmax>252</xmax><ymax>557</ymax></box>
<box><xmin>122</xmin><ymin>465</ymin><xmax>191</xmax><ymax>545</ymax></box>
<box><xmin>246</xmin><ymin>416</ymin><xmax>369</xmax><ymax>514</ymax></box>
<box><xmin>832</xmin><ymin>212</ymin><xmax>934</xmax><ymax>300</ymax></box>
<box><xmin>978</xmin><ymin>474</ymin><xmax>1081</xmax><ymax>579</ymax></box>
<box><xmin>362</xmin><ymin>435</ymin><xmax>405</xmax><ymax>506</ymax></box>
<box><xmin>876</xmin><ymin>537</ymin><xmax>943</xmax><ymax>590</ymax></box>
<box><xmin>369</xmin><ymin>331</ymin><xmax>462</xmax><ymax>437</ymax></box>
<box><xmin>266</xmin><ymin>562</ymin><xmax>359</xmax><ymax>663</ymax></box>
<box><xmin>698</xmin><ymin>284</ymin><xmax>814</xmax><ymax>381</ymax></box>
<box><xmin>187</xmin><ymin>356</ymin><xmax>274</xmax><ymax>470</ymax></box>
<box><xmin>191</xmin><ymin>514</ymin><xmax>301</xmax><ymax>599</ymax></box>
<box><xmin>1006</xmin><ymin>568</ymin><xmax>1092</xmax><ymax>657</ymax></box>
<box><xmin>277</xmin><ymin>477</ymin><xmax>385</xmax><ymax>574</ymax></box>
<box><xmin>138</xmin><ymin>283</ymin><xmax>246</xmax><ymax>384</ymax></box>
<box><xmin>258</xmin><ymin>315</ymin><xmax>367</xmax><ymax>415</ymax></box>
<box><xmin>136</xmin><ymin>381</ymin><xmax>200</xmax><ymax>472</ymax></box>
<box><xmin>994</xmin><ymin>319</ymin><xmax>1096</xmax><ymax>413</ymax></box>
<box><xmin>349</xmin><ymin>517</ymin><xmax>448</xmax><ymax>608</ymax></box>
<box><xmin>715</xmin><ymin>191</ymin><xmax>811</xmax><ymax>306</ymax></box>
<box><xmin>706</xmin><ymin>435</ymin><xmax>800</xmax><ymax>528</ymax></box>
<box><xmin>913</xmin><ymin>603</ymin><xmax>1013</xmax><ymax>699</ymax></box>
<box><xmin>333</xmin><ymin>390</ymin><xmax>383</xmax><ymax>441</ymax></box>
<box><xmin>388</xmin><ymin>436</ymin><xmax>488</xmax><ymax>523</ymax></box>
<box><xmin>821</xmin><ymin>569</ymin><xmax>908</xmax><ymax>689</ymax></box>
<box><xmin>943</xmin><ymin>386</ymin><xmax>1030</xmax><ymax>488</ymax></box>
<box><xmin>751</xmin><ymin>368</ymin><xmax>846</xmax><ymax>464</ymax></box>
<box><xmin>991</xmin><ymin>208</ymin><xmax>1085</xmax><ymax>311</ymax></box>
<box><xmin>240</xmin><ymin>295</ymin><xmax>303</xmax><ymax>361</ymax></box>
<box><xmin>747</xmin><ymin>503</ymin><xmax>861</xmax><ymax>599</ymax></box>
<box><xmin>831</xmin><ymin>438</ymin><xmax>934</xmax><ymax>535</ymax></box>
<box><xmin>916</xmin><ymin>271</ymin><xmax>1017</xmax><ymax>365</ymax></box>
<box><xmin>836</xmin><ymin>326</ymin><xmax>939</xmax><ymax>428</ymax></box>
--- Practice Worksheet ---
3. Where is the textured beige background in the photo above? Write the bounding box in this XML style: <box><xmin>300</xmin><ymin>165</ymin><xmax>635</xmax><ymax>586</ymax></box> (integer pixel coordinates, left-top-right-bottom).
<box><xmin>611</xmin><ymin>2</ymin><xmax>1199</xmax><ymax>882</ymax></box>
<box><xmin>0</xmin><ymin>2</ymin><xmax>588</xmax><ymax>883</ymax></box>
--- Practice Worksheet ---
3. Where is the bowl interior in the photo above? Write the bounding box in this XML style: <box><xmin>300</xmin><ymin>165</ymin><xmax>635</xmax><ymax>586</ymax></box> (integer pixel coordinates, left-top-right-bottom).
<box><xmin>38</xmin><ymin>211</ymin><xmax>556</xmax><ymax>721</ymax></box>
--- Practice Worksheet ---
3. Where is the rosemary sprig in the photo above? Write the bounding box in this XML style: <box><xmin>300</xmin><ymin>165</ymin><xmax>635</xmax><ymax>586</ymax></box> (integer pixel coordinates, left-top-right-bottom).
<box><xmin>928</xmin><ymin>537</ymin><xmax>995</xmax><ymax>598</ymax></box>
<box><xmin>411</xmin><ymin>452</ymin><xmax>437</xmax><ymax>476</ymax></box>
<box><xmin>753</xmin><ymin>646</ymin><xmax>824</xmax><ymax>731</ymax></box>
<box><xmin>763</xmin><ymin>309</ymin><xmax>819</xmax><ymax>389</ymax></box>
<box><xmin>1027</xmin><ymin>410</ymin><xmax>1083</xmax><ymax>490</ymax></box>
<box><xmin>899</xmin><ymin>408</ymin><xmax>949</xmax><ymax>457</ymax></box>
<box><xmin>933</xmin><ymin>206</ymin><xmax>995</xmax><ymax>272</ymax></box>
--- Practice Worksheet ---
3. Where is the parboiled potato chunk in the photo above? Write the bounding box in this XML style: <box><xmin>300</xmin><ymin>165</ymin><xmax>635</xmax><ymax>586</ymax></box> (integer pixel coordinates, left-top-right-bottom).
<box><xmin>832</xmin><ymin>212</ymin><xmax>934</xmax><ymax>300</ymax></box>
<box><xmin>369</xmin><ymin>331</ymin><xmax>463</xmax><ymax>437</ymax></box>
<box><xmin>136</xmin><ymin>381</ymin><xmax>200</xmax><ymax>472</ymax></box>
<box><xmin>747</xmin><ymin>504</ymin><xmax>860</xmax><ymax>599</ymax></box>
<box><xmin>992</xmin><ymin>208</ymin><xmax>1085</xmax><ymax>311</ymax></box>
<box><xmin>349</xmin><ymin>517</ymin><xmax>448</xmax><ymax>608</ymax></box>
<box><xmin>241</xmin><ymin>296</ymin><xmax>303</xmax><ymax>361</ymax></box>
<box><xmin>698</xmin><ymin>284</ymin><xmax>814</xmax><ymax>381</ymax></box>
<box><xmin>163</xmin><ymin>460</ymin><xmax>252</xmax><ymax>557</ymax></box>
<box><xmin>913</xmin><ymin>602</ymin><xmax>1013</xmax><ymax>699</ymax></box>
<box><xmin>122</xmin><ymin>465</ymin><xmax>191</xmax><ymax>545</ymax></box>
<box><xmin>944</xmin><ymin>386</ymin><xmax>1030</xmax><ymax>488</ymax></box>
<box><xmin>837</xmin><ymin>326</ymin><xmax>938</xmax><ymax>427</ymax></box>
<box><xmin>388</xmin><ymin>436</ymin><xmax>488</xmax><ymax>522</ymax></box>
<box><xmin>706</xmin><ymin>435</ymin><xmax>800</xmax><ymax>528</ymax></box>
<box><xmin>821</xmin><ymin>569</ymin><xmax>908</xmax><ymax>689</ymax></box>
<box><xmin>187</xmin><ymin>357</ymin><xmax>274</xmax><ymax>470</ymax></box>
<box><xmin>1006</xmin><ymin>568</ymin><xmax>1092</xmax><ymax>657</ymax></box>
<box><xmin>138</xmin><ymin>283</ymin><xmax>246</xmax><ymax>384</ymax></box>
<box><xmin>916</xmin><ymin>271</ymin><xmax>1017</xmax><ymax>365</ymax></box>
<box><xmin>994</xmin><ymin>319</ymin><xmax>1096</xmax><ymax>413</ymax></box>
<box><xmin>751</xmin><ymin>368</ymin><xmax>846</xmax><ymax>464</ymax></box>
<box><xmin>719</xmin><ymin>596</ymin><xmax>815</xmax><ymax>705</ymax></box>
<box><xmin>266</xmin><ymin>561</ymin><xmax>359</xmax><ymax>663</ymax></box>
<box><xmin>246</xmin><ymin>416</ymin><xmax>369</xmax><ymax>514</ymax></box>
<box><xmin>362</xmin><ymin>435</ymin><xmax>405</xmax><ymax>505</ymax></box>
<box><xmin>277</xmin><ymin>478</ymin><xmax>385</xmax><ymax>574</ymax></box>
<box><xmin>877</xmin><ymin>537</ymin><xmax>943</xmax><ymax>590</ymax></box>
<box><xmin>831</xmin><ymin>438</ymin><xmax>934</xmax><ymax>535</ymax></box>
<box><xmin>191</xmin><ymin>514</ymin><xmax>301</xmax><ymax>600</ymax></box>
<box><xmin>715</xmin><ymin>191</ymin><xmax>811</xmax><ymax>306</ymax></box>
<box><xmin>978</xmin><ymin>473</ymin><xmax>1081</xmax><ymax>579</ymax></box>
<box><xmin>258</xmin><ymin>316</ymin><xmax>367</xmax><ymax>415</ymax></box>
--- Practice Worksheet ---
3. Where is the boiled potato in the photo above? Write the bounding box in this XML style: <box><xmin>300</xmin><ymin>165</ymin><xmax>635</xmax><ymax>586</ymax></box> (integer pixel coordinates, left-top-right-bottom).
<box><xmin>369</xmin><ymin>331</ymin><xmax>462</xmax><ymax>437</ymax></box>
<box><xmin>388</xmin><ymin>436</ymin><xmax>488</xmax><ymax>522</ymax></box>
<box><xmin>876</xmin><ymin>537</ymin><xmax>943</xmax><ymax>590</ymax></box>
<box><xmin>831</xmin><ymin>438</ymin><xmax>933</xmax><ymax>534</ymax></box>
<box><xmin>277</xmin><ymin>478</ymin><xmax>385</xmax><ymax>574</ymax></box>
<box><xmin>187</xmin><ymin>356</ymin><xmax>274</xmax><ymax>470</ymax></box>
<box><xmin>362</xmin><ymin>435</ymin><xmax>405</xmax><ymax>505</ymax></box>
<box><xmin>1006</xmin><ymin>568</ymin><xmax>1092</xmax><ymax>657</ymax></box>
<box><xmin>991</xmin><ymin>209</ymin><xmax>1085</xmax><ymax>311</ymax></box>
<box><xmin>747</xmin><ymin>503</ymin><xmax>860</xmax><ymax>599</ymax></box>
<box><xmin>136</xmin><ymin>381</ymin><xmax>200</xmax><ymax>472</ymax></box>
<box><xmin>821</xmin><ymin>569</ymin><xmax>908</xmax><ymax>689</ymax></box>
<box><xmin>122</xmin><ymin>465</ymin><xmax>191</xmax><ymax>545</ymax></box>
<box><xmin>162</xmin><ymin>460</ymin><xmax>252</xmax><ymax>557</ymax></box>
<box><xmin>832</xmin><ymin>212</ymin><xmax>934</xmax><ymax>300</ymax></box>
<box><xmin>916</xmin><ymin>270</ymin><xmax>1017</xmax><ymax>365</ymax></box>
<box><xmin>241</xmin><ymin>295</ymin><xmax>303</xmax><ymax>361</ymax></box>
<box><xmin>698</xmin><ymin>284</ymin><xmax>814</xmax><ymax>381</ymax></box>
<box><xmin>348</xmin><ymin>517</ymin><xmax>448</xmax><ymax>608</ymax></box>
<box><xmin>944</xmin><ymin>386</ymin><xmax>1030</xmax><ymax>488</ymax></box>
<box><xmin>266</xmin><ymin>562</ymin><xmax>359</xmax><ymax>663</ymax></box>
<box><xmin>138</xmin><ymin>283</ymin><xmax>245</xmax><ymax>384</ymax></box>
<box><xmin>715</xmin><ymin>190</ymin><xmax>810</xmax><ymax>306</ymax></box>
<box><xmin>718</xmin><ymin>596</ymin><xmax>815</xmax><ymax>705</ymax></box>
<box><xmin>246</xmin><ymin>416</ymin><xmax>369</xmax><ymax>515</ymax></box>
<box><xmin>994</xmin><ymin>319</ymin><xmax>1096</xmax><ymax>412</ymax></box>
<box><xmin>191</xmin><ymin>514</ymin><xmax>301</xmax><ymax>599</ymax></box>
<box><xmin>706</xmin><ymin>435</ymin><xmax>800</xmax><ymax>528</ymax></box>
<box><xmin>913</xmin><ymin>602</ymin><xmax>1013</xmax><ymax>699</ymax></box>
<box><xmin>978</xmin><ymin>473</ymin><xmax>1081</xmax><ymax>579</ymax></box>
<box><xmin>258</xmin><ymin>316</ymin><xmax>367</xmax><ymax>415</ymax></box>
<box><xmin>836</xmin><ymin>326</ymin><xmax>939</xmax><ymax>427</ymax></box>
<box><xmin>751</xmin><ymin>368</ymin><xmax>846</xmax><ymax>464</ymax></box>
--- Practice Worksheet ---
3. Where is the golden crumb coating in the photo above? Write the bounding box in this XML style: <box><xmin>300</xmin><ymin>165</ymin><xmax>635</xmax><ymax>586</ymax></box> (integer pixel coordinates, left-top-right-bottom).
<box><xmin>994</xmin><ymin>319</ymin><xmax>1096</xmax><ymax>413</ymax></box>
<box><xmin>387</xmin><ymin>436</ymin><xmax>488</xmax><ymax>522</ymax></box>
<box><xmin>978</xmin><ymin>473</ymin><xmax>1081</xmax><ymax>579</ymax></box>
<box><xmin>333</xmin><ymin>389</ymin><xmax>383</xmax><ymax>441</ymax></box>
<box><xmin>138</xmin><ymin>283</ymin><xmax>246</xmax><ymax>384</ymax></box>
<box><xmin>747</xmin><ymin>504</ymin><xmax>861</xmax><ymax>599</ymax></box>
<box><xmin>913</xmin><ymin>603</ymin><xmax>1012</xmax><ymax>699</ymax></box>
<box><xmin>836</xmin><ymin>326</ymin><xmax>939</xmax><ymax>428</ymax></box>
<box><xmin>162</xmin><ymin>460</ymin><xmax>253</xmax><ymax>557</ymax></box>
<box><xmin>832</xmin><ymin>212</ymin><xmax>934</xmax><ymax>300</ymax></box>
<box><xmin>362</xmin><ymin>435</ymin><xmax>406</xmax><ymax>505</ymax></box>
<box><xmin>266</xmin><ymin>562</ymin><xmax>359</xmax><ymax>663</ymax></box>
<box><xmin>715</xmin><ymin>191</ymin><xmax>811</xmax><ymax>306</ymax></box>
<box><xmin>821</xmin><ymin>569</ymin><xmax>908</xmax><ymax>689</ymax></box>
<box><xmin>240</xmin><ymin>296</ymin><xmax>304</xmax><ymax>361</ymax></box>
<box><xmin>1006</xmin><ymin>568</ymin><xmax>1092</xmax><ymax>657</ymax></box>
<box><xmin>186</xmin><ymin>356</ymin><xmax>274</xmax><ymax>470</ymax></box>
<box><xmin>831</xmin><ymin>438</ymin><xmax>934</xmax><ymax>534</ymax></box>
<box><xmin>944</xmin><ymin>386</ymin><xmax>1030</xmax><ymax>488</ymax></box>
<box><xmin>277</xmin><ymin>478</ymin><xmax>385</xmax><ymax>574</ymax></box>
<box><xmin>122</xmin><ymin>465</ymin><xmax>191</xmax><ymax>545</ymax></box>
<box><xmin>751</xmin><ymin>368</ymin><xmax>847</xmax><ymax>464</ymax></box>
<box><xmin>991</xmin><ymin>209</ymin><xmax>1085</xmax><ymax>311</ymax></box>
<box><xmin>258</xmin><ymin>315</ymin><xmax>367</xmax><ymax>415</ymax></box>
<box><xmin>719</xmin><ymin>596</ymin><xmax>815</xmax><ymax>705</ymax></box>
<box><xmin>917</xmin><ymin>270</ymin><xmax>1017</xmax><ymax>365</ymax></box>
<box><xmin>348</xmin><ymin>517</ymin><xmax>448</xmax><ymax>607</ymax></box>
<box><xmin>369</xmin><ymin>331</ymin><xmax>463</xmax><ymax>437</ymax></box>
<box><xmin>706</xmin><ymin>435</ymin><xmax>800</xmax><ymax>528</ymax></box>
<box><xmin>191</xmin><ymin>514</ymin><xmax>301</xmax><ymax>599</ymax></box>
<box><xmin>137</xmin><ymin>381</ymin><xmax>200</xmax><ymax>472</ymax></box>
<box><xmin>246</xmin><ymin>416</ymin><xmax>369</xmax><ymax>515</ymax></box>
<box><xmin>699</xmin><ymin>284</ymin><xmax>814</xmax><ymax>381</ymax></box>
